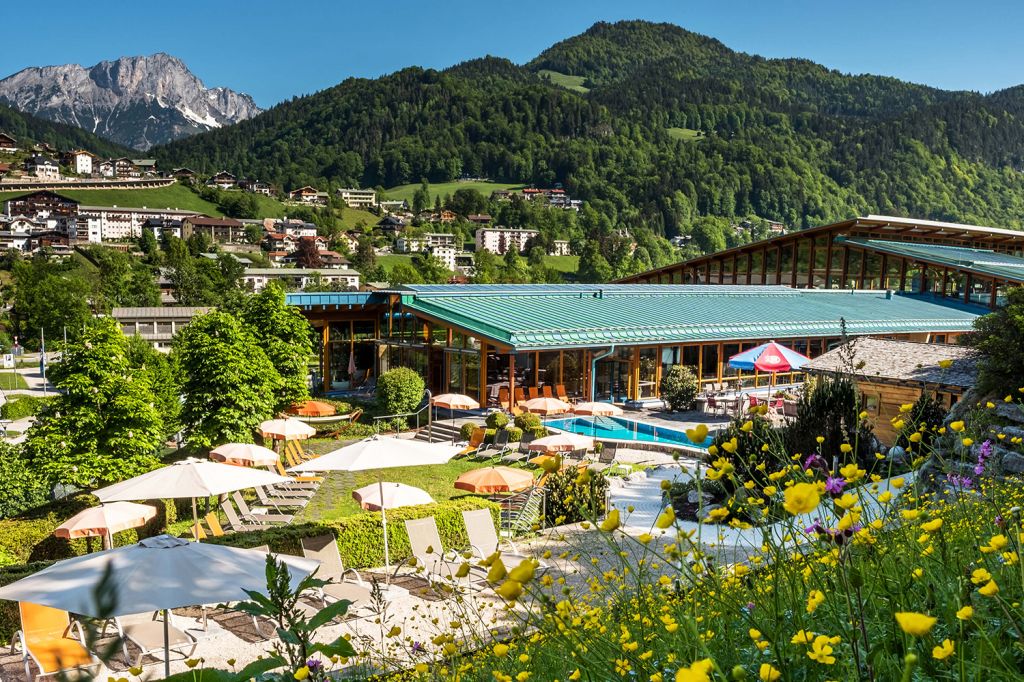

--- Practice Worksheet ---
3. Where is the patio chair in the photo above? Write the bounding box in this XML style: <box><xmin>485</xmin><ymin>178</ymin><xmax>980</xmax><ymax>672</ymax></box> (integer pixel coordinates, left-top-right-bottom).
<box><xmin>457</xmin><ymin>427</ymin><xmax>486</xmax><ymax>458</ymax></box>
<box><xmin>255</xmin><ymin>485</ymin><xmax>311</xmax><ymax>511</ymax></box>
<box><xmin>271</xmin><ymin>461</ymin><xmax>322</xmax><ymax>488</ymax></box>
<box><xmin>403</xmin><ymin>517</ymin><xmax>486</xmax><ymax>587</ymax></box>
<box><xmin>300</xmin><ymin>535</ymin><xmax>373</xmax><ymax>611</ymax></box>
<box><xmin>564</xmin><ymin>448</ymin><xmax>588</xmax><ymax>463</ymax></box>
<box><xmin>461</xmin><ymin>509</ymin><xmax>538</xmax><ymax>567</ymax></box>
<box><xmin>474</xmin><ymin>429</ymin><xmax>510</xmax><ymax>460</ymax></box>
<box><xmin>220</xmin><ymin>501</ymin><xmax>267</xmax><ymax>532</ymax></box>
<box><xmin>114</xmin><ymin>610</ymin><xmax>197</xmax><ymax>668</ymax></box>
<box><xmin>588</xmin><ymin>443</ymin><xmax>628</xmax><ymax>475</ymax></box>
<box><xmin>541</xmin><ymin>385</ymin><xmax>554</xmax><ymax>399</ymax></box>
<box><xmin>513</xmin><ymin>387</ymin><xmax>526</xmax><ymax>405</ymax></box>
<box><xmin>527</xmin><ymin>386</ymin><xmax>541</xmax><ymax>401</ymax></box>
<box><xmin>10</xmin><ymin>602</ymin><xmax>101</xmax><ymax>682</ymax></box>
<box><xmin>499</xmin><ymin>433</ymin><xmax>535</xmax><ymax>464</ymax></box>
<box><xmin>204</xmin><ymin>512</ymin><xmax>226</xmax><ymax>537</ymax></box>
<box><xmin>497</xmin><ymin>387</ymin><xmax>510</xmax><ymax>410</ymax></box>
<box><xmin>281</xmin><ymin>447</ymin><xmax>302</xmax><ymax>468</ymax></box>
<box><xmin>555</xmin><ymin>384</ymin><xmax>569</xmax><ymax>402</ymax></box>
<box><xmin>706</xmin><ymin>396</ymin><xmax>724</xmax><ymax>415</ymax></box>
<box><xmin>231</xmin><ymin>492</ymin><xmax>294</xmax><ymax>525</ymax></box>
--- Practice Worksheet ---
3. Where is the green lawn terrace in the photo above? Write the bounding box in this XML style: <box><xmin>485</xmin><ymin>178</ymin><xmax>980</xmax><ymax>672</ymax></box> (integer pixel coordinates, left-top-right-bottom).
<box><xmin>286</xmin><ymin>284</ymin><xmax>982</xmax><ymax>410</ymax></box>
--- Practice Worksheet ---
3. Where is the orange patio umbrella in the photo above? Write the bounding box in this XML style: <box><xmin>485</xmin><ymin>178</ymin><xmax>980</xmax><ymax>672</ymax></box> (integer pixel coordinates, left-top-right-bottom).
<box><xmin>572</xmin><ymin>402</ymin><xmax>623</xmax><ymax>417</ymax></box>
<box><xmin>54</xmin><ymin>502</ymin><xmax>157</xmax><ymax>550</ymax></box>
<box><xmin>288</xmin><ymin>400</ymin><xmax>337</xmax><ymax>417</ymax></box>
<box><xmin>522</xmin><ymin>397</ymin><xmax>571</xmax><ymax>416</ymax></box>
<box><xmin>454</xmin><ymin>466</ymin><xmax>534</xmax><ymax>494</ymax></box>
<box><xmin>431</xmin><ymin>393</ymin><xmax>481</xmax><ymax>441</ymax></box>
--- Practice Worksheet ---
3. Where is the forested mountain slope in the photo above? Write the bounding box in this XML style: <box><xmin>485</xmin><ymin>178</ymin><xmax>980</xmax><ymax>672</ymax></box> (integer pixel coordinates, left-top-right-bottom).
<box><xmin>154</xmin><ymin>20</ymin><xmax>1024</xmax><ymax>232</ymax></box>
<box><xmin>0</xmin><ymin>103</ymin><xmax>132</xmax><ymax>158</ymax></box>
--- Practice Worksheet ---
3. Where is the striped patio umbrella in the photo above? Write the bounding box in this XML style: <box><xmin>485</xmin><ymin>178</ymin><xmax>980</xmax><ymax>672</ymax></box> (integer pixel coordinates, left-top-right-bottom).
<box><xmin>728</xmin><ymin>341</ymin><xmax>810</xmax><ymax>373</ymax></box>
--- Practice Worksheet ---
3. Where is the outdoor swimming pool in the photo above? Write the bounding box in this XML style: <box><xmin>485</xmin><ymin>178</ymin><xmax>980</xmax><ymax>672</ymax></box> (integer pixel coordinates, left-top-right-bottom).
<box><xmin>544</xmin><ymin>416</ymin><xmax>713</xmax><ymax>449</ymax></box>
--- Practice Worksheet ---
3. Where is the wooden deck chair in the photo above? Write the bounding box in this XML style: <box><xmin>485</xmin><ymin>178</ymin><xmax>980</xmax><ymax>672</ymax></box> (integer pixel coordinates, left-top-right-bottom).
<box><xmin>231</xmin><ymin>492</ymin><xmax>293</xmax><ymax>525</ymax></box>
<box><xmin>220</xmin><ymin>501</ymin><xmax>265</xmax><ymax>532</ymax></box>
<box><xmin>513</xmin><ymin>387</ymin><xmax>526</xmax><ymax>405</ymax></box>
<box><xmin>555</xmin><ymin>384</ymin><xmax>569</xmax><ymax>402</ymax></box>
<box><xmin>281</xmin><ymin>447</ymin><xmax>302</xmax><ymax>468</ymax></box>
<box><xmin>11</xmin><ymin>602</ymin><xmax>100</xmax><ymax>682</ymax></box>
<box><xmin>541</xmin><ymin>385</ymin><xmax>554</xmax><ymax>399</ymax></box>
<box><xmin>204</xmin><ymin>512</ymin><xmax>226</xmax><ymax>537</ymax></box>
<box><xmin>461</xmin><ymin>508</ymin><xmax>540</xmax><ymax>567</ymax></box>
<box><xmin>527</xmin><ymin>386</ymin><xmax>541</xmax><ymax>401</ymax></box>
<box><xmin>286</xmin><ymin>439</ymin><xmax>313</xmax><ymax>462</ymax></box>
<box><xmin>300</xmin><ymin>535</ymin><xmax>372</xmax><ymax>610</ymax></box>
<box><xmin>114</xmin><ymin>610</ymin><xmax>197</xmax><ymax>668</ymax></box>
<box><xmin>457</xmin><ymin>427</ymin><xmax>486</xmax><ymax>458</ymax></box>
<box><xmin>191</xmin><ymin>521</ymin><xmax>207</xmax><ymax>540</ymax></box>
<box><xmin>510</xmin><ymin>404</ymin><xmax>524</xmax><ymax>416</ymax></box>
<box><xmin>403</xmin><ymin>517</ymin><xmax>485</xmax><ymax>586</ymax></box>
<box><xmin>497</xmin><ymin>387</ymin><xmax>510</xmax><ymax>409</ymax></box>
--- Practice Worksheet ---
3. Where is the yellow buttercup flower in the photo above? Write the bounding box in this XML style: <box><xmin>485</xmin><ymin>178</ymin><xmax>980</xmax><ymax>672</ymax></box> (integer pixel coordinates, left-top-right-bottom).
<box><xmin>740</xmin><ymin>420</ymin><xmax>753</xmax><ymax>432</ymax></box>
<box><xmin>949</xmin><ymin>420</ymin><xmax>965</xmax><ymax>432</ymax></box>
<box><xmin>294</xmin><ymin>667</ymin><xmax>310</xmax><ymax>681</ymax></box>
<box><xmin>932</xmin><ymin>639</ymin><xmax>955</xmax><ymax>661</ymax></box>
<box><xmin>979</xmin><ymin>580</ymin><xmax>999</xmax><ymax>597</ymax></box>
<box><xmin>895</xmin><ymin>611</ymin><xmax>937</xmax><ymax>636</ymax></box>
<box><xmin>807</xmin><ymin>635</ymin><xmax>836</xmax><ymax>665</ymax></box>
<box><xmin>839</xmin><ymin>443</ymin><xmax>852</xmax><ymax>454</ymax></box>
<box><xmin>600</xmin><ymin>509</ymin><xmax>621</xmax><ymax>532</ymax></box>
<box><xmin>956</xmin><ymin>605</ymin><xmax>973</xmax><ymax>620</ymax></box>
<box><xmin>783</xmin><ymin>482</ymin><xmax>820</xmax><ymax>515</ymax></box>
<box><xmin>655</xmin><ymin>506</ymin><xmax>676</xmax><ymax>529</ymax></box>
<box><xmin>806</xmin><ymin>589</ymin><xmax>825</xmax><ymax>613</ymax></box>
<box><xmin>971</xmin><ymin>567</ymin><xmax>992</xmax><ymax>584</ymax></box>
<box><xmin>675</xmin><ymin>658</ymin><xmax>714</xmax><ymax>682</ymax></box>
<box><xmin>938</xmin><ymin>359</ymin><xmax>953</xmax><ymax>369</ymax></box>
<box><xmin>921</xmin><ymin>518</ymin><xmax>943</xmax><ymax>533</ymax></box>
<box><xmin>758</xmin><ymin>664</ymin><xmax>781</xmax><ymax>681</ymax></box>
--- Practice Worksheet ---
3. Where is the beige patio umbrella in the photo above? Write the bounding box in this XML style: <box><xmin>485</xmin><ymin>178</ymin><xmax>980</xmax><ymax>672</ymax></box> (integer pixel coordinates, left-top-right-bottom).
<box><xmin>93</xmin><ymin>458</ymin><xmax>291</xmax><ymax>540</ymax></box>
<box><xmin>430</xmin><ymin>393</ymin><xmax>481</xmax><ymax>441</ymax></box>
<box><xmin>353</xmin><ymin>482</ymin><xmax>433</xmax><ymax>511</ymax></box>
<box><xmin>454</xmin><ymin>466</ymin><xmax>534</xmax><ymax>493</ymax></box>
<box><xmin>527</xmin><ymin>433</ymin><xmax>595</xmax><ymax>453</ymax></box>
<box><xmin>259</xmin><ymin>417</ymin><xmax>316</xmax><ymax>441</ymax></box>
<box><xmin>522</xmin><ymin>397</ymin><xmax>571</xmax><ymax>415</ymax></box>
<box><xmin>572</xmin><ymin>402</ymin><xmax>624</xmax><ymax>417</ymax></box>
<box><xmin>289</xmin><ymin>435</ymin><xmax>460</xmax><ymax>578</ymax></box>
<box><xmin>54</xmin><ymin>502</ymin><xmax>157</xmax><ymax>550</ymax></box>
<box><xmin>210</xmin><ymin>442</ymin><xmax>280</xmax><ymax>467</ymax></box>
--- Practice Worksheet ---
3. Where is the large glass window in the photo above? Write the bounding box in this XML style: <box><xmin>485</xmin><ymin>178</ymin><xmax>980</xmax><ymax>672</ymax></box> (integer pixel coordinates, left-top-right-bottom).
<box><xmin>638</xmin><ymin>348</ymin><xmax>658</xmax><ymax>399</ymax></box>
<box><xmin>562</xmin><ymin>351</ymin><xmax>584</xmax><ymax>399</ymax></box>
<box><xmin>701</xmin><ymin>344</ymin><xmax>719</xmax><ymax>381</ymax></box>
<box><xmin>538</xmin><ymin>351</ymin><xmax>561</xmax><ymax>389</ymax></box>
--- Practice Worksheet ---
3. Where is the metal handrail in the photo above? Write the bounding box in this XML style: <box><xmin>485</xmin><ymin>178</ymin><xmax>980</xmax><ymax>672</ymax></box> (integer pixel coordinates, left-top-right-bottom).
<box><xmin>371</xmin><ymin>389</ymin><xmax>433</xmax><ymax>434</ymax></box>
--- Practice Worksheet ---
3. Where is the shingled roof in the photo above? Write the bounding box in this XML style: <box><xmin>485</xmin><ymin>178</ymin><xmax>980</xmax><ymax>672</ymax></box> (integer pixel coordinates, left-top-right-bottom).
<box><xmin>804</xmin><ymin>337</ymin><xmax>980</xmax><ymax>389</ymax></box>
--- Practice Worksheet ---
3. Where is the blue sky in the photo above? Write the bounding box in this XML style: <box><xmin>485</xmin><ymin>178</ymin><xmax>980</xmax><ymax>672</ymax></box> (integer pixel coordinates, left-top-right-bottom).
<box><xmin>3</xmin><ymin>0</ymin><xmax>1021</xmax><ymax>107</ymax></box>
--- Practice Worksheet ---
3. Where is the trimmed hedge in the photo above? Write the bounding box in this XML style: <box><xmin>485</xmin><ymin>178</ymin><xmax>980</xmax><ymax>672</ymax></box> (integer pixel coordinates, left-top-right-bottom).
<box><xmin>208</xmin><ymin>497</ymin><xmax>501</xmax><ymax>571</ymax></box>
<box><xmin>0</xmin><ymin>395</ymin><xmax>54</xmax><ymax>421</ymax></box>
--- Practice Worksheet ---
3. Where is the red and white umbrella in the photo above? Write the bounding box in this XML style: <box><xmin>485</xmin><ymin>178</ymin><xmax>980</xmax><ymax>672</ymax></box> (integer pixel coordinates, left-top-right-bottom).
<box><xmin>528</xmin><ymin>433</ymin><xmax>595</xmax><ymax>453</ymax></box>
<box><xmin>54</xmin><ymin>502</ymin><xmax>157</xmax><ymax>550</ymax></box>
<box><xmin>522</xmin><ymin>397</ymin><xmax>572</xmax><ymax>415</ymax></box>
<box><xmin>572</xmin><ymin>402</ymin><xmax>623</xmax><ymax>417</ymax></box>
<box><xmin>210</xmin><ymin>442</ymin><xmax>280</xmax><ymax>467</ymax></box>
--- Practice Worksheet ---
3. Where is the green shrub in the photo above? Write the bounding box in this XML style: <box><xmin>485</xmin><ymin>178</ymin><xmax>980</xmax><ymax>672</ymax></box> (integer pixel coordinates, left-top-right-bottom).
<box><xmin>484</xmin><ymin>428</ymin><xmax>497</xmax><ymax>443</ymax></box>
<box><xmin>660</xmin><ymin>365</ymin><xmax>699</xmax><ymax>411</ymax></box>
<box><xmin>0</xmin><ymin>395</ymin><xmax>53</xmax><ymax>421</ymax></box>
<box><xmin>486</xmin><ymin>412</ymin><xmax>509</xmax><ymax>429</ymax></box>
<box><xmin>208</xmin><ymin>497</ymin><xmax>500</xmax><ymax>571</ymax></box>
<box><xmin>460</xmin><ymin>422</ymin><xmax>478</xmax><ymax>441</ymax></box>
<box><xmin>323</xmin><ymin>399</ymin><xmax>353</xmax><ymax>414</ymax></box>
<box><xmin>376</xmin><ymin>368</ymin><xmax>425</xmax><ymax>415</ymax></box>
<box><xmin>0</xmin><ymin>443</ymin><xmax>49</xmax><ymax>519</ymax></box>
<box><xmin>514</xmin><ymin>412</ymin><xmax>542</xmax><ymax>431</ymax></box>
<box><xmin>505</xmin><ymin>426</ymin><xmax>523</xmax><ymax>442</ymax></box>
<box><xmin>964</xmin><ymin>287</ymin><xmax>1024</xmax><ymax>393</ymax></box>
<box><xmin>544</xmin><ymin>468</ymin><xmax>609</xmax><ymax>526</ymax></box>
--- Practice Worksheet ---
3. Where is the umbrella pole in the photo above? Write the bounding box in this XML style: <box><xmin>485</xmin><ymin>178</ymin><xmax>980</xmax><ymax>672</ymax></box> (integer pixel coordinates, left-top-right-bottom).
<box><xmin>379</xmin><ymin>474</ymin><xmax>391</xmax><ymax>585</ymax></box>
<box><xmin>163</xmin><ymin>608</ymin><xmax>170</xmax><ymax>678</ymax></box>
<box><xmin>191</xmin><ymin>498</ymin><xmax>199</xmax><ymax>541</ymax></box>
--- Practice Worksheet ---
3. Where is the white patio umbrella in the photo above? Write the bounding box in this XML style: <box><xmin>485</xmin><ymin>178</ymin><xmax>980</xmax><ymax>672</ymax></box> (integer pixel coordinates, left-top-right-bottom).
<box><xmin>93</xmin><ymin>458</ymin><xmax>291</xmax><ymax>540</ymax></box>
<box><xmin>528</xmin><ymin>432</ymin><xmax>595</xmax><ymax>453</ymax></box>
<box><xmin>0</xmin><ymin>535</ymin><xmax>318</xmax><ymax>678</ymax></box>
<box><xmin>522</xmin><ymin>397</ymin><xmax>572</xmax><ymax>415</ymax></box>
<box><xmin>210</xmin><ymin>443</ymin><xmax>280</xmax><ymax>467</ymax></box>
<box><xmin>289</xmin><ymin>436</ymin><xmax>460</xmax><ymax>577</ymax></box>
<box><xmin>259</xmin><ymin>418</ymin><xmax>316</xmax><ymax>441</ymax></box>
<box><xmin>54</xmin><ymin>502</ymin><xmax>157</xmax><ymax>550</ymax></box>
<box><xmin>353</xmin><ymin>482</ymin><xmax>433</xmax><ymax>511</ymax></box>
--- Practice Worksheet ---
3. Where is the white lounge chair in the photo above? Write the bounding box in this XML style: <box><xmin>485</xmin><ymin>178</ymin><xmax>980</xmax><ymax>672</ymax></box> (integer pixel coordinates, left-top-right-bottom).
<box><xmin>300</xmin><ymin>535</ymin><xmax>372</xmax><ymax>611</ymax></box>
<box><xmin>461</xmin><ymin>508</ymin><xmax>541</xmax><ymax>567</ymax></box>
<box><xmin>403</xmin><ymin>517</ymin><xmax>487</xmax><ymax>587</ymax></box>
<box><xmin>114</xmin><ymin>611</ymin><xmax>197</xmax><ymax>668</ymax></box>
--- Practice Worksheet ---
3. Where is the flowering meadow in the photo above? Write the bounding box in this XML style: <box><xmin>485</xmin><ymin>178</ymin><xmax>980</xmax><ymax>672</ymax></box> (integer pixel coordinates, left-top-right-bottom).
<box><xmin>388</xmin><ymin>398</ymin><xmax>1024</xmax><ymax>681</ymax></box>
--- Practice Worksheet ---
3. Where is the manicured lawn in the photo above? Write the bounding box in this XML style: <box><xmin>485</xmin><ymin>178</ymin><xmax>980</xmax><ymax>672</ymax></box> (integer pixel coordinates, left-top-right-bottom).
<box><xmin>537</xmin><ymin>69</ymin><xmax>590</xmax><ymax>93</ymax></box>
<box><xmin>0</xmin><ymin>184</ymin><xmax>222</xmax><ymax>215</ymax></box>
<box><xmin>337</xmin><ymin>206</ymin><xmax>378</xmax><ymax>230</ymax></box>
<box><xmin>377</xmin><ymin>253</ymin><xmax>414</xmax><ymax>270</ymax></box>
<box><xmin>384</xmin><ymin>180</ymin><xmax>524</xmax><ymax>205</ymax></box>
<box><xmin>542</xmin><ymin>255</ymin><xmax>579</xmax><ymax>273</ymax></box>
<box><xmin>0</xmin><ymin>373</ymin><xmax>29</xmax><ymax>390</ymax></box>
<box><xmin>666</xmin><ymin>127</ymin><xmax>703</xmax><ymax>141</ymax></box>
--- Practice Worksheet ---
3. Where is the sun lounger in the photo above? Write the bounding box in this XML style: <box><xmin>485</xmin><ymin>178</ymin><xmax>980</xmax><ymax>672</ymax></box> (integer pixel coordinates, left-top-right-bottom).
<box><xmin>270</xmin><ymin>461</ymin><xmax>322</xmax><ymax>488</ymax></box>
<box><xmin>527</xmin><ymin>386</ymin><xmax>541</xmax><ymax>401</ymax></box>
<box><xmin>555</xmin><ymin>384</ymin><xmax>569</xmax><ymax>402</ymax></box>
<box><xmin>300</xmin><ymin>535</ymin><xmax>372</xmax><ymax>610</ymax></box>
<box><xmin>254</xmin><ymin>486</ymin><xmax>310</xmax><ymax>511</ymax></box>
<box><xmin>588</xmin><ymin>443</ymin><xmax>629</xmax><ymax>474</ymax></box>
<box><xmin>10</xmin><ymin>602</ymin><xmax>101</xmax><ymax>682</ymax></box>
<box><xmin>500</xmin><ymin>433</ymin><xmax>535</xmax><ymax>464</ymax></box>
<box><xmin>461</xmin><ymin>509</ymin><xmax>541</xmax><ymax>567</ymax></box>
<box><xmin>204</xmin><ymin>512</ymin><xmax>225</xmax><ymax>537</ymax></box>
<box><xmin>457</xmin><ymin>427</ymin><xmax>486</xmax><ymax>458</ymax></box>
<box><xmin>474</xmin><ymin>429</ymin><xmax>510</xmax><ymax>460</ymax></box>
<box><xmin>231</xmin><ymin>492</ymin><xmax>294</xmax><ymax>525</ymax></box>
<box><xmin>541</xmin><ymin>385</ymin><xmax>554</xmax><ymax>399</ymax></box>
<box><xmin>513</xmin><ymin>388</ymin><xmax>526</xmax><ymax>405</ymax></box>
<box><xmin>114</xmin><ymin>610</ymin><xmax>197</xmax><ymax>668</ymax></box>
<box><xmin>220</xmin><ymin>501</ymin><xmax>267</xmax><ymax>532</ymax></box>
<box><xmin>403</xmin><ymin>517</ymin><xmax>486</xmax><ymax>587</ymax></box>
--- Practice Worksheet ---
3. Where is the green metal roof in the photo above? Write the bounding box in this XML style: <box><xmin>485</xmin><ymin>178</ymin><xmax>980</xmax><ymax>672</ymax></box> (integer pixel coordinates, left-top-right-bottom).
<box><xmin>399</xmin><ymin>284</ymin><xmax>983</xmax><ymax>350</ymax></box>
<box><xmin>841</xmin><ymin>238</ymin><xmax>1024</xmax><ymax>282</ymax></box>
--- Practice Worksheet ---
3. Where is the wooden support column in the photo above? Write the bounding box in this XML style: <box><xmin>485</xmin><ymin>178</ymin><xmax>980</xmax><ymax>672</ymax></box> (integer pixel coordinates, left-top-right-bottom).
<box><xmin>705</xmin><ymin>262</ymin><xmax>712</xmax><ymax>284</ymax></box>
<box><xmin>718</xmin><ymin>259</ymin><xmax>725</xmax><ymax>284</ymax></box>
<box><xmin>990</xmin><ymin>280</ymin><xmax>999</xmax><ymax>309</ymax></box>
<box><xmin>964</xmin><ymin>274</ymin><xmax>972</xmax><ymax>304</ymax></box>
<box><xmin>760</xmin><ymin>248</ymin><xmax>768</xmax><ymax>285</ymax></box>
<box><xmin>790</xmin><ymin>242</ymin><xmax>799</xmax><ymax>288</ymax></box>
<box><xmin>840</xmin><ymin>247</ymin><xmax>850</xmax><ymax>288</ymax></box>
<box><xmin>941</xmin><ymin>268</ymin><xmax>949</xmax><ymax>298</ymax></box>
<box><xmin>776</xmin><ymin>245</ymin><xmax>783</xmax><ymax>284</ymax></box>
<box><xmin>808</xmin><ymin>239</ymin><xmax>816</xmax><ymax>287</ymax></box>
<box><xmin>858</xmin><ymin>250</ymin><xmax>868</xmax><ymax>289</ymax></box>
<box><xmin>823</xmin><ymin>233</ymin><xmax>834</xmax><ymax>288</ymax></box>
<box><xmin>731</xmin><ymin>255</ymin><xmax>739</xmax><ymax>285</ymax></box>
<box><xmin>322</xmin><ymin>324</ymin><xmax>330</xmax><ymax>389</ymax></box>
<box><xmin>746</xmin><ymin>252</ymin><xmax>753</xmax><ymax>285</ymax></box>
<box><xmin>880</xmin><ymin>254</ymin><xmax>888</xmax><ymax>289</ymax></box>
<box><xmin>479</xmin><ymin>342</ymin><xmax>488</xmax><ymax>407</ymax></box>
<box><xmin>898</xmin><ymin>258</ymin><xmax>908</xmax><ymax>292</ymax></box>
<box><xmin>508</xmin><ymin>353</ymin><xmax>516</xmax><ymax>410</ymax></box>
<box><xmin>919</xmin><ymin>263</ymin><xmax>928</xmax><ymax>294</ymax></box>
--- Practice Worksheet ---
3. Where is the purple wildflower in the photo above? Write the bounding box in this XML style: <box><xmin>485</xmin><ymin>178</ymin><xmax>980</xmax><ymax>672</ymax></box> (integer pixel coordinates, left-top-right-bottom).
<box><xmin>803</xmin><ymin>453</ymin><xmax>824</xmax><ymax>469</ymax></box>
<box><xmin>974</xmin><ymin>463</ymin><xmax>986</xmax><ymax>476</ymax></box>
<box><xmin>824</xmin><ymin>477</ymin><xmax>846</xmax><ymax>495</ymax></box>
<box><xmin>996</xmin><ymin>515</ymin><xmax>1006</xmax><ymax>529</ymax></box>
<box><xmin>412</xmin><ymin>641</ymin><xmax>425</xmax><ymax>654</ymax></box>
<box><xmin>947</xmin><ymin>475</ymin><xmax>973</xmax><ymax>490</ymax></box>
<box><xmin>745</xmin><ymin>602</ymin><xmax>755</xmax><ymax>612</ymax></box>
<box><xmin>306</xmin><ymin>660</ymin><xmax>323</xmax><ymax>673</ymax></box>
<box><xmin>980</xmin><ymin>439</ymin><xmax>993</xmax><ymax>458</ymax></box>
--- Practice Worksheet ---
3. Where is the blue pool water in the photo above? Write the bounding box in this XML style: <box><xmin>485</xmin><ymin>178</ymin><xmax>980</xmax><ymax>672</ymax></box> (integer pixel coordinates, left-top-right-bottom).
<box><xmin>544</xmin><ymin>416</ymin><xmax>713</xmax><ymax>449</ymax></box>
